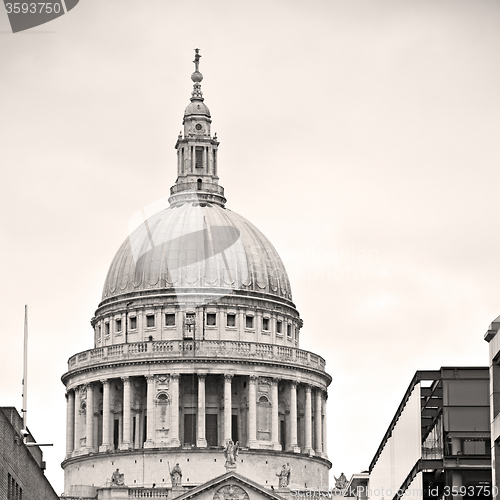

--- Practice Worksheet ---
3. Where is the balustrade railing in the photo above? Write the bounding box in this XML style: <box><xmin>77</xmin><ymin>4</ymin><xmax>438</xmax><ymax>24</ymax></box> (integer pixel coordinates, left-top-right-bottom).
<box><xmin>128</xmin><ymin>488</ymin><xmax>169</xmax><ymax>498</ymax></box>
<box><xmin>67</xmin><ymin>339</ymin><xmax>326</xmax><ymax>373</ymax></box>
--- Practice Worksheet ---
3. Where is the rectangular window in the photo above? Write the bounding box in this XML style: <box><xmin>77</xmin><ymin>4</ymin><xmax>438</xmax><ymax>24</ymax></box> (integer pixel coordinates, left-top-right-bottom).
<box><xmin>227</xmin><ymin>314</ymin><xmax>236</xmax><ymax>327</ymax></box>
<box><xmin>262</xmin><ymin>318</ymin><xmax>270</xmax><ymax>331</ymax></box>
<box><xmin>165</xmin><ymin>313</ymin><xmax>175</xmax><ymax>327</ymax></box>
<box><xmin>207</xmin><ymin>313</ymin><xmax>216</xmax><ymax>326</ymax></box>
<box><xmin>130</xmin><ymin>316</ymin><xmax>137</xmax><ymax>330</ymax></box>
<box><xmin>105</xmin><ymin>322</ymin><xmax>110</xmax><ymax>336</ymax></box>
<box><xmin>195</xmin><ymin>146</ymin><xmax>203</xmax><ymax>168</ymax></box>
<box><xmin>287</xmin><ymin>324</ymin><xmax>292</xmax><ymax>337</ymax></box>
<box><xmin>276</xmin><ymin>321</ymin><xmax>282</xmax><ymax>334</ymax></box>
<box><xmin>146</xmin><ymin>314</ymin><xmax>155</xmax><ymax>328</ymax></box>
<box><xmin>97</xmin><ymin>326</ymin><xmax>101</xmax><ymax>338</ymax></box>
<box><xmin>115</xmin><ymin>319</ymin><xmax>122</xmax><ymax>332</ymax></box>
<box><xmin>246</xmin><ymin>315</ymin><xmax>254</xmax><ymax>329</ymax></box>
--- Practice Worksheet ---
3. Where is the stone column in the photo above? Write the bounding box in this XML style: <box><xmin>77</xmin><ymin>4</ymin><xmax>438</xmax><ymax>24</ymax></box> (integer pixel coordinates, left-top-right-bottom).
<box><xmin>304</xmin><ymin>384</ymin><xmax>313</xmax><ymax>454</ymax></box>
<box><xmin>248</xmin><ymin>375</ymin><xmax>257</xmax><ymax>447</ymax></box>
<box><xmin>144</xmin><ymin>375</ymin><xmax>155</xmax><ymax>448</ymax></box>
<box><xmin>74</xmin><ymin>386</ymin><xmax>81</xmax><ymax>452</ymax></box>
<box><xmin>315</xmin><ymin>388</ymin><xmax>323</xmax><ymax>455</ymax></box>
<box><xmin>134</xmin><ymin>411</ymin><xmax>141</xmax><ymax>449</ymax></box>
<box><xmin>120</xmin><ymin>377</ymin><xmax>132</xmax><ymax>450</ymax></box>
<box><xmin>224</xmin><ymin>374</ymin><xmax>233</xmax><ymax>443</ymax></box>
<box><xmin>197</xmin><ymin>374</ymin><xmax>207</xmax><ymax>447</ymax></box>
<box><xmin>65</xmin><ymin>390</ymin><xmax>75</xmax><ymax>457</ymax></box>
<box><xmin>322</xmin><ymin>392</ymin><xmax>328</xmax><ymax>457</ymax></box>
<box><xmin>171</xmin><ymin>374</ymin><xmax>180</xmax><ymax>446</ymax></box>
<box><xmin>100</xmin><ymin>380</ymin><xmax>111</xmax><ymax>452</ymax></box>
<box><xmin>85</xmin><ymin>383</ymin><xmax>94</xmax><ymax>453</ymax></box>
<box><xmin>288</xmin><ymin>381</ymin><xmax>299</xmax><ymax>452</ymax></box>
<box><xmin>271</xmin><ymin>378</ymin><xmax>280</xmax><ymax>450</ymax></box>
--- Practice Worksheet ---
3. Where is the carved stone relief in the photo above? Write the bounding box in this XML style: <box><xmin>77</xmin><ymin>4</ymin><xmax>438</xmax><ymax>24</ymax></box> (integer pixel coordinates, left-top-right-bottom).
<box><xmin>213</xmin><ymin>485</ymin><xmax>249</xmax><ymax>500</ymax></box>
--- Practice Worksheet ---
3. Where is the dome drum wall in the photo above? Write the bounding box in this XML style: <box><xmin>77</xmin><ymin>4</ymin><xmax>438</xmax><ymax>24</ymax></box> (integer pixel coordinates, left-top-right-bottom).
<box><xmin>62</xmin><ymin>449</ymin><xmax>330</xmax><ymax>493</ymax></box>
<box><xmin>91</xmin><ymin>293</ymin><xmax>302</xmax><ymax>349</ymax></box>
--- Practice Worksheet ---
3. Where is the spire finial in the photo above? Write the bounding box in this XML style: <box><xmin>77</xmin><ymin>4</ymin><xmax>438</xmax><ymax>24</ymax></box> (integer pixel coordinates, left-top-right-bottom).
<box><xmin>191</xmin><ymin>48</ymin><xmax>204</xmax><ymax>100</ymax></box>
<box><xmin>193</xmin><ymin>48</ymin><xmax>201</xmax><ymax>73</ymax></box>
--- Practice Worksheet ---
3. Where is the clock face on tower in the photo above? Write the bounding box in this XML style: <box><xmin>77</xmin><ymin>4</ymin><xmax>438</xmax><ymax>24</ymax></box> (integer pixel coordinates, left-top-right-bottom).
<box><xmin>195</xmin><ymin>124</ymin><xmax>202</xmax><ymax>131</ymax></box>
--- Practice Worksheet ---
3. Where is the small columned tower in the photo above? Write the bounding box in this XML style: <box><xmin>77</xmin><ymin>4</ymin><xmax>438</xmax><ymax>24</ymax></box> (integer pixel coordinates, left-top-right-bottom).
<box><xmin>61</xmin><ymin>50</ymin><xmax>331</xmax><ymax>497</ymax></box>
<box><xmin>170</xmin><ymin>48</ymin><xmax>226</xmax><ymax>208</ymax></box>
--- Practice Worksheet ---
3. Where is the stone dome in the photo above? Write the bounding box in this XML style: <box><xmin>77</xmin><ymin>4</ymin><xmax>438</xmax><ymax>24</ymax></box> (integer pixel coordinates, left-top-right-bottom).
<box><xmin>184</xmin><ymin>100</ymin><xmax>210</xmax><ymax>117</ymax></box>
<box><xmin>101</xmin><ymin>201</ymin><xmax>293</xmax><ymax>303</ymax></box>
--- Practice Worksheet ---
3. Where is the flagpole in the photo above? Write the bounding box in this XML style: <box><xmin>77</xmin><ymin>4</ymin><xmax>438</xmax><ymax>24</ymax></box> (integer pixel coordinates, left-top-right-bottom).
<box><xmin>22</xmin><ymin>304</ymin><xmax>28</xmax><ymax>438</ymax></box>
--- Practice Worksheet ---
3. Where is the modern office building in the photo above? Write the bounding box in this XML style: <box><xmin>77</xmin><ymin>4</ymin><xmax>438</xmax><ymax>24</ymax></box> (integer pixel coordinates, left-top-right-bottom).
<box><xmin>349</xmin><ymin>368</ymin><xmax>491</xmax><ymax>500</ymax></box>
<box><xmin>60</xmin><ymin>51</ymin><xmax>332</xmax><ymax>499</ymax></box>
<box><xmin>484</xmin><ymin>317</ymin><xmax>500</xmax><ymax>500</ymax></box>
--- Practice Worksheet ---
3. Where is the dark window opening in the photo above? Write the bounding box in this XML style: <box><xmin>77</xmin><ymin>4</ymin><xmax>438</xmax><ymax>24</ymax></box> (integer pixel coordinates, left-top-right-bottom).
<box><xmin>287</xmin><ymin>324</ymin><xmax>292</xmax><ymax>337</ymax></box>
<box><xmin>184</xmin><ymin>414</ymin><xmax>196</xmax><ymax>445</ymax></box>
<box><xmin>165</xmin><ymin>313</ymin><xmax>175</xmax><ymax>327</ymax></box>
<box><xmin>115</xmin><ymin>319</ymin><xmax>122</xmax><ymax>332</ymax></box>
<box><xmin>105</xmin><ymin>323</ymin><xmax>110</xmax><ymax>335</ymax></box>
<box><xmin>276</xmin><ymin>321</ymin><xmax>282</xmax><ymax>334</ymax></box>
<box><xmin>130</xmin><ymin>317</ymin><xmax>137</xmax><ymax>330</ymax></box>
<box><xmin>231</xmin><ymin>415</ymin><xmax>238</xmax><ymax>443</ymax></box>
<box><xmin>262</xmin><ymin>318</ymin><xmax>270</xmax><ymax>331</ymax></box>
<box><xmin>207</xmin><ymin>313</ymin><xmax>216</xmax><ymax>326</ymax></box>
<box><xmin>227</xmin><ymin>314</ymin><xmax>236</xmax><ymax>327</ymax></box>
<box><xmin>206</xmin><ymin>414</ymin><xmax>218</xmax><ymax>446</ymax></box>
<box><xmin>246</xmin><ymin>316</ymin><xmax>254</xmax><ymax>329</ymax></box>
<box><xmin>146</xmin><ymin>315</ymin><xmax>155</xmax><ymax>328</ymax></box>
<box><xmin>197</xmin><ymin>178</ymin><xmax>202</xmax><ymax>190</ymax></box>
<box><xmin>195</xmin><ymin>147</ymin><xmax>203</xmax><ymax>168</ymax></box>
<box><xmin>114</xmin><ymin>419</ymin><xmax>119</xmax><ymax>450</ymax></box>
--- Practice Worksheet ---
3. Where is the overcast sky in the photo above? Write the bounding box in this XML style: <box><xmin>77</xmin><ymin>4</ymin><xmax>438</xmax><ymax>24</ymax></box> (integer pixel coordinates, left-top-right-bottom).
<box><xmin>1</xmin><ymin>0</ymin><xmax>500</xmax><ymax>494</ymax></box>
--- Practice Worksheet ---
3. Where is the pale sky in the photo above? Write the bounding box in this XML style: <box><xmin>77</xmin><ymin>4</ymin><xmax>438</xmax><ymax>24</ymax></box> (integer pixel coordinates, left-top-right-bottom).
<box><xmin>1</xmin><ymin>0</ymin><xmax>500</xmax><ymax>494</ymax></box>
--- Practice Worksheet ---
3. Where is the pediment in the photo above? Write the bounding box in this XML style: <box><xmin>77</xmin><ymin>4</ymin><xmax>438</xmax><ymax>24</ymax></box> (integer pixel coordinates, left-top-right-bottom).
<box><xmin>173</xmin><ymin>471</ymin><xmax>287</xmax><ymax>500</ymax></box>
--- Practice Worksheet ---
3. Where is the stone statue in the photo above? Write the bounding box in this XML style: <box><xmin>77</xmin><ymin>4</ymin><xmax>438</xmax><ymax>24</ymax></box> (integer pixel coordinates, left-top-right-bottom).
<box><xmin>193</xmin><ymin>48</ymin><xmax>201</xmax><ymax>72</ymax></box>
<box><xmin>334</xmin><ymin>473</ymin><xmax>348</xmax><ymax>490</ymax></box>
<box><xmin>276</xmin><ymin>464</ymin><xmax>291</xmax><ymax>488</ymax></box>
<box><xmin>170</xmin><ymin>463</ymin><xmax>182</xmax><ymax>486</ymax></box>
<box><xmin>224</xmin><ymin>440</ymin><xmax>239</xmax><ymax>466</ymax></box>
<box><xmin>110</xmin><ymin>468</ymin><xmax>125</xmax><ymax>486</ymax></box>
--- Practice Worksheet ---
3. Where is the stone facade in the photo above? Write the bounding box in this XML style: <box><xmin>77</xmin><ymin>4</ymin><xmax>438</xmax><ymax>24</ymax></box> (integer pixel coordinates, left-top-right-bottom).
<box><xmin>61</xmin><ymin>51</ymin><xmax>331</xmax><ymax>497</ymax></box>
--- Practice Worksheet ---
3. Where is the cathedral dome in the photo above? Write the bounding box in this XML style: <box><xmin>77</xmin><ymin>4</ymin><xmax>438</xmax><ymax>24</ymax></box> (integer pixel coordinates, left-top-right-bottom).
<box><xmin>101</xmin><ymin>201</ymin><xmax>293</xmax><ymax>303</ymax></box>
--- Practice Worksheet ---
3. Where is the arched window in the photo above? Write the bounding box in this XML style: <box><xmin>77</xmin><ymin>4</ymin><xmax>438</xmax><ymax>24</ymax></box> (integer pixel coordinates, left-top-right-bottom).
<box><xmin>197</xmin><ymin>178</ymin><xmax>202</xmax><ymax>190</ymax></box>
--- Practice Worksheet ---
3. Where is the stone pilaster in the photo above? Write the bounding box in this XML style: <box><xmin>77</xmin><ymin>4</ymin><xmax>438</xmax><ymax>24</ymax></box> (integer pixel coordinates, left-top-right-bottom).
<box><xmin>315</xmin><ymin>388</ymin><xmax>323</xmax><ymax>455</ymax></box>
<box><xmin>144</xmin><ymin>375</ymin><xmax>155</xmax><ymax>448</ymax></box>
<box><xmin>99</xmin><ymin>380</ymin><xmax>112</xmax><ymax>452</ymax></box>
<box><xmin>288</xmin><ymin>380</ymin><xmax>300</xmax><ymax>452</ymax></box>
<box><xmin>271</xmin><ymin>378</ymin><xmax>281</xmax><ymax>450</ymax></box>
<box><xmin>323</xmin><ymin>392</ymin><xmax>328</xmax><ymax>458</ymax></box>
<box><xmin>224</xmin><ymin>374</ymin><xmax>233</xmax><ymax>443</ymax></box>
<box><xmin>170</xmin><ymin>374</ymin><xmax>180</xmax><ymax>446</ymax></box>
<box><xmin>85</xmin><ymin>383</ymin><xmax>94</xmax><ymax>453</ymax></box>
<box><xmin>73</xmin><ymin>386</ymin><xmax>81</xmax><ymax>453</ymax></box>
<box><xmin>65</xmin><ymin>390</ymin><xmax>75</xmax><ymax>458</ymax></box>
<box><xmin>304</xmin><ymin>384</ymin><xmax>313</xmax><ymax>455</ymax></box>
<box><xmin>248</xmin><ymin>375</ymin><xmax>257</xmax><ymax>447</ymax></box>
<box><xmin>120</xmin><ymin>377</ymin><xmax>132</xmax><ymax>450</ymax></box>
<box><xmin>197</xmin><ymin>374</ymin><xmax>207</xmax><ymax>447</ymax></box>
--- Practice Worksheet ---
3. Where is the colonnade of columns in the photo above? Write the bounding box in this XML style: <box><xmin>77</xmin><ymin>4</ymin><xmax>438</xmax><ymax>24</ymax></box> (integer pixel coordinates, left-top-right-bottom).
<box><xmin>65</xmin><ymin>373</ymin><xmax>327</xmax><ymax>459</ymax></box>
